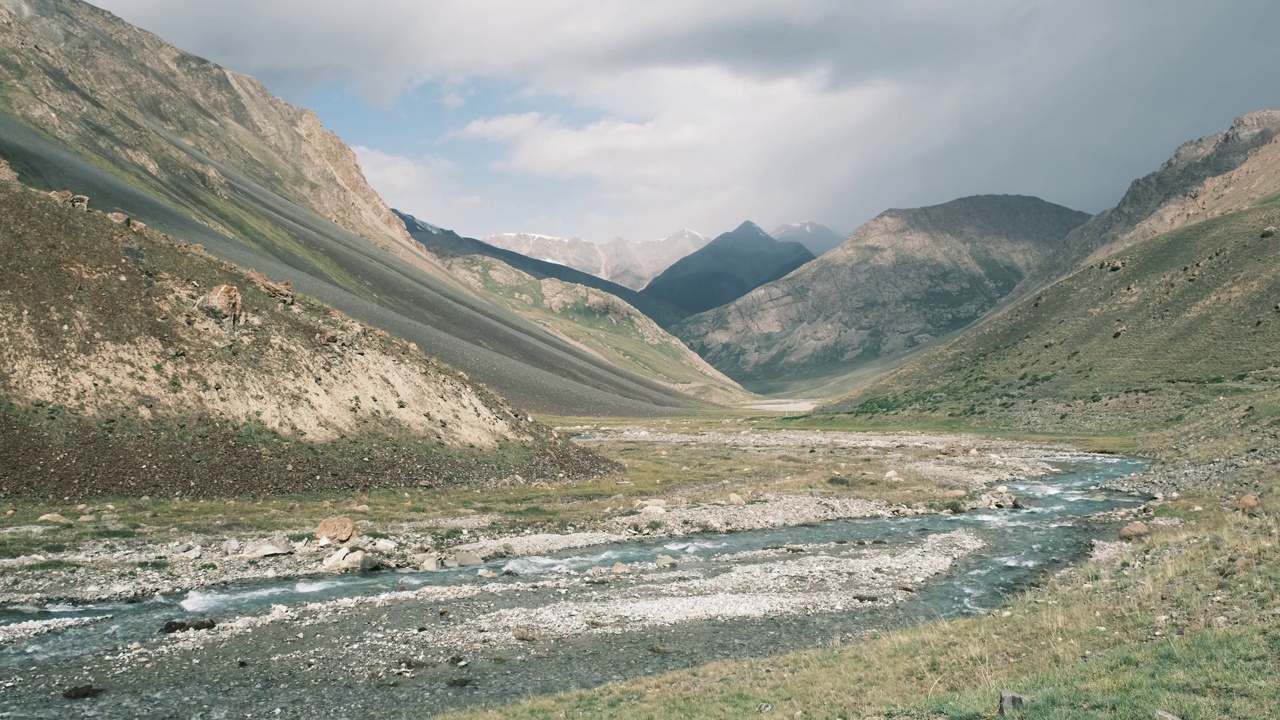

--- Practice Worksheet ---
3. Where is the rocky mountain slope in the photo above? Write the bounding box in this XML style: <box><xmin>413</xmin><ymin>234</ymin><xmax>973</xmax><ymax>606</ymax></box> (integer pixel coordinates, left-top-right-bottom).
<box><xmin>485</xmin><ymin>229</ymin><xmax>710</xmax><ymax>291</ymax></box>
<box><xmin>0</xmin><ymin>0</ymin><xmax>705</xmax><ymax>417</ymax></box>
<box><xmin>772</xmin><ymin>221</ymin><xmax>845</xmax><ymax>256</ymax></box>
<box><xmin>0</xmin><ymin>173</ymin><xmax>609</xmax><ymax>498</ymax></box>
<box><xmin>641</xmin><ymin>222</ymin><xmax>816</xmax><ymax>315</ymax></box>
<box><xmin>823</xmin><ymin>114</ymin><xmax>1280</xmax><ymax>455</ymax></box>
<box><xmin>1048</xmin><ymin>110</ymin><xmax>1280</xmax><ymax>274</ymax></box>
<box><xmin>676</xmin><ymin>196</ymin><xmax>1090</xmax><ymax>391</ymax></box>
<box><xmin>400</xmin><ymin>212</ymin><xmax>687</xmax><ymax>328</ymax></box>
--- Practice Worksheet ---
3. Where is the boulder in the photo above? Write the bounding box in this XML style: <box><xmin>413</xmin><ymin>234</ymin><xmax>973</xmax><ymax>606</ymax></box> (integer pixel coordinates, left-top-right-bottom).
<box><xmin>656</xmin><ymin>554</ymin><xmax>678</xmax><ymax>569</ymax></box>
<box><xmin>315</xmin><ymin>517</ymin><xmax>357</xmax><ymax>542</ymax></box>
<box><xmin>1262</xmin><ymin>226</ymin><xmax>1276</xmax><ymax>239</ymax></box>
<box><xmin>1155</xmin><ymin>711</ymin><xmax>1184</xmax><ymax>720</ymax></box>
<box><xmin>372</xmin><ymin>538</ymin><xmax>398</xmax><ymax>553</ymax></box>
<box><xmin>941</xmin><ymin>489</ymin><xmax>967</xmax><ymax>499</ymax></box>
<box><xmin>160</xmin><ymin>620</ymin><xmax>189</xmax><ymax>634</ymax></box>
<box><xmin>727</xmin><ymin>493</ymin><xmax>746</xmax><ymax>506</ymax></box>
<box><xmin>999</xmin><ymin>690</ymin><xmax>1028</xmax><ymax>715</ymax></box>
<box><xmin>189</xmin><ymin>618</ymin><xmax>217</xmax><ymax>631</ymax></box>
<box><xmin>884</xmin><ymin>470</ymin><xmax>898</xmax><ymax>479</ymax></box>
<box><xmin>36</xmin><ymin>513</ymin><xmax>73</xmax><ymax>525</ymax></box>
<box><xmin>242</xmin><ymin>536</ymin><xmax>293</xmax><ymax>558</ymax></box>
<box><xmin>1119</xmin><ymin>522</ymin><xmax>1150</xmax><ymax>540</ymax></box>
<box><xmin>195</xmin><ymin>284</ymin><xmax>244</xmax><ymax>328</ymax></box>
<box><xmin>324</xmin><ymin>548</ymin><xmax>380</xmax><ymax>573</ymax></box>
<box><xmin>452</xmin><ymin>551</ymin><xmax>484</xmax><ymax>567</ymax></box>
<box><xmin>639</xmin><ymin>504</ymin><xmax>667</xmax><ymax>515</ymax></box>
<box><xmin>412</xmin><ymin>553</ymin><xmax>440</xmax><ymax>571</ymax></box>
<box><xmin>1238</xmin><ymin>494</ymin><xmax>1259</xmax><ymax>515</ymax></box>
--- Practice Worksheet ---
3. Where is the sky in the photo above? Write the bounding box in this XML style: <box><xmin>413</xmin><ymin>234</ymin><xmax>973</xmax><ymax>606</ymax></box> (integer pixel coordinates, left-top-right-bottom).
<box><xmin>95</xmin><ymin>0</ymin><xmax>1280</xmax><ymax>243</ymax></box>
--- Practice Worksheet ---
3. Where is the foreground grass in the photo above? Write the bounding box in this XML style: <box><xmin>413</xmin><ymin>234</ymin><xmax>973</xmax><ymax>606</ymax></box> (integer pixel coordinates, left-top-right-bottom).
<box><xmin>442</xmin><ymin>479</ymin><xmax>1280</xmax><ymax>719</ymax></box>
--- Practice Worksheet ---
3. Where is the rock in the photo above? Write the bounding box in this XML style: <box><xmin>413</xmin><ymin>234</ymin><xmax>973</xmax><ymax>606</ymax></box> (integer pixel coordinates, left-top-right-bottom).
<box><xmin>1155</xmin><ymin>711</ymin><xmax>1184</xmax><ymax>720</ymax></box>
<box><xmin>727</xmin><ymin>493</ymin><xmax>746</xmax><ymax>506</ymax></box>
<box><xmin>412</xmin><ymin>553</ymin><xmax>440</xmax><ymax>571</ymax></box>
<box><xmin>995</xmin><ymin>486</ymin><xmax>1009</xmax><ymax>493</ymax></box>
<box><xmin>242</xmin><ymin>537</ymin><xmax>293</xmax><ymax>558</ymax></box>
<box><xmin>969</xmin><ymin>448</ymin><xmax>980</xmax><ymax>456</ymax></box>
<box><xmin>195</xmin><ymin>284</ymin><xmax>244</xmax><ymax>328</ymax></box>
<box><xmin>324</xmin><ymin>548</ymin><xmax>381</xmax><ymax>572</ymax></box>
<box><xmin>513</xmin><ymin>628</ymin><xmax>538</xmax><ymax>642</ymax></box>
<box><xmin>941</xmin><ymin>489</ymin><xmax>967</xmax><ymax>499</ymax></box>
<box><xmin>477</xmin><ymin>569</ymin><xmax>499</xmax><ymax>579</ymax></box>
<box><xmin>315</xmin><ymin>517</ymin><xmax>357</xmax><ymax>542</ymax></box>
<box><xmin>37</xmin><ymin>513</ymin><xmax>73</xmax><ymax>525</ymax></box>
<box><xmin>999</xmin><ymin>690</ymin><xmax>1028</xmax><ymax>715</ymax></box>
<box><xmin>452</xmin><ymin>551</ymin><xmax>484</xmax><ymax>567</ymax></box>
<box><xmin>639</xmin><ymin>504</ymin><xmax>667</xmax><ymax>515</ymax></box>
<box><xmin>1262</xmin><ymin>226</ymin><xmax>1276</xmax><ymax>239</ymax></box>
<box><xmin>372</xmin><ymin>538</ymin><xmax>398</xmax><ymax>553</ymax></box>
<box><xmin>884</xmin><ymin>470</ymin><xmax>898</xmax><ymax>479</ymax></box>
<box><xmin>1119</xmin><ymin>522</ymin><xmax>1150</xmax><ymax>540</ymax></box>
<box><xmin>189</xmin><ymin>618</ymin><xmax>217</xmax><ymax>631</ymax></box>
<box><xmin>160</xmin><ymin>620</ymin><xmax>190</xmax><ymax>634</ymax></box>
<box><xmin>222</xmin><ymin>537</ymin><xmax>241</xmax><ymax>555</ymax></box>
<box><xmin>106</xmin><ymin>212</ymin><xmax>128</xmax><ymax>224</ymax></box>
<box><xmin>182</xmin><ymin>545</ymin><xmax>202</xmax><ymax>560</ymax></box>
<box><xmin>611</xmin><ymin>562</ymin><xmax>630</xmax><ymax>574</ymax></box>
<box><xmin>63</xmin><ymin>685</ymin><xmax>104</xmax><ymax>700</ymax></box>
<box><xmin>656</xmin><ymin>554</ymin><xmax>678</xmax><ymax>569</ymax></box>
<box><xmin>1238</xmin><ymin>494</ymin><xmax>1259</xmax><ymax>515</ymax></box>
<box><xmin>351</xmin><ymin>504</ymin><xmax>370</xmax><ymax>512</ymax></box>
<box><xmin>243</xmin><ymin>269</ymin><xmax>295</xmax><ymax>305</ymax></box>
<box><xmin>77</xmin><ymin>514</ymin><xmax>96</xmax><ymax>522</ymax></box>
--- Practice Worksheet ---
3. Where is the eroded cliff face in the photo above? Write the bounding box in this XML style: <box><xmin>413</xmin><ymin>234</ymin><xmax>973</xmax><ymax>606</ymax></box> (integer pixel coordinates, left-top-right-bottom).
<box><xmin>1055</xmin><ymin>110</ymin><xmax>1280</xmax><ymax>270</ymax></box>
<box><xmin>0</xmin><ymin>0</ymin><xmax>415</xmax><ymax>254</ymax></box>
<box><xmin>675</xmin><ymin>196</ymin><xmax>1090</xmax><ymax>388</ymax></box>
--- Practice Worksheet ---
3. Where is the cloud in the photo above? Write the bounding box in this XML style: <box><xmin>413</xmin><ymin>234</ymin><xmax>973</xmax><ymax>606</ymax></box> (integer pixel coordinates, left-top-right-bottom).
<box><xmin>97</xmin><ymin>0</ymin><xmax>1280</xmax><ymax>240</ymax></box>
<box><xmin>352</xmin><ymin>146</ymin><xmax>489</xmax><ymax>225</ymax></box>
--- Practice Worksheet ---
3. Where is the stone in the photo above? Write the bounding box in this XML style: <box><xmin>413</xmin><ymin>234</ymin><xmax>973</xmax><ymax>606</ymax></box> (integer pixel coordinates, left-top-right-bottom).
<box><xmin>477</xmin><ymin>569</ymin><xmax>499</xmax><ymax>578</ymax></box>
<box><xmin>182</xmin><ymin>545</ymin><xmax>202</xmax><ymax>560</ymax></box>
<box><xmin>727</xmin><ymin>493</ymin><xmax>746</xmax><ymax>506</ymax></box>
<box><xmin>412</xmin><ymin>553</ymin><xmax>440</xmax><ymax>571</ymax></box>
<box><xmin>315</xmin><ymin>517</ymin><xmax>357</xmax><ymax>542</ymax></box>
<box><xmin>222</xmin><ymin>537</ymin><xmax>241</xmax><ymax>555</ymax></box>
<box><xmin>999</xmin><ymin>690</ymin><xmax>1028</xmax><ymax>715</ymax></box>
<box><xmin>884</xmin><ymin>470</ymin><xmax>898</xmax><ymax>479</ymax></box>
<box><xmin>1261</xmin><ymin>226</ymin><xmax>1276</xmax><ymax>239</ymax></box>
<box><xmin>63</xmin><ymin>685</ymin><xmax>104</xmax><ymax>700</ymax></box>
<box><xmin>639</xmin><ymin>504</ymin><xmax>667</xmax><ymax>515</ymax></box>
<box><xmin>195</xmin><ymin>284</ymin><xmax>244</xmax><ymax>328</ymax></box>
<box><xmin>969</xmin><ymin>448</ymin><xmax>980</xmax><ymax>456</ymax></box>
<box><xmin>243</xmin><ymin>269</ymin><xmax>294</xmax><ymax>305</ymax></box>
<box><xmin>1238</xmin><ymin>494</ymin><xmax>1259</xmax><ymax>515</ymax></box>
<box><xmin>1119</xmin><ymin>522</ymin><xmax>1151</xmax><ymax>540</ymax></box>
<box><xmin>106</xmin><ymin>212</ymin><xmax>128</xmax><ymax>224</ymax></box>
<box><xmin>941</xmin><ymin>489</ymin><xmax>967</xmax><ymax>499</ymax></box>
<box><xmin>243</xmin><ymin>536</ymin><xmax>293</xmax><ymax>558</ymax></box>
<box><xmin>160</xmin><ymin>620</ymin><xmax>190</xmax><ymax>634</ymax></box>
<box><xmin>77</xmin><ymin>514</ymin><xmax>96</xmax><ymax>522</ymax></box>
<box><xmin>611</xmin><ymin>562</ymin><xmax>630</xmax><ymax>574</ymax></box>
<box><xmin>656</xmin><ymin>554</ymin><xmax>678</xmax><ymax>569</ymax></box>
<box><xmin>37</xmin><ymin>513</ymin><xmax>73</xmax><ymax>525</ymax></box>
<box><xmin>321</xmin><ymin>547</ymin><xmax>351</xmax><ymax>570</ymax></box>
<box><xmin>513</xmin><ymin>627</ymin><xmax>538</xmax><ymax>642</ymax></box>
<box><xmin>1156</xmin><ymin>711</ymin><xmax>1184</xmax><ymax>720</ymax></box>
<box><xmin>452</xmin><ymin>551</ymin><xmax>484</xmax><ymax>567</ymax></box>
<box><xmin>324</xmin><ymin>548</ymin><xmax>380</xmax><ymax>573</ymax></box>
<box><xmin>189</xmin><ymin>618</ymin><xmax>217</xmax><ymax>631</ymax></box>
<box><xmin>373</xmin><ymin>538</ymin><xmax>397</xmax><ymax>553</ymax></box>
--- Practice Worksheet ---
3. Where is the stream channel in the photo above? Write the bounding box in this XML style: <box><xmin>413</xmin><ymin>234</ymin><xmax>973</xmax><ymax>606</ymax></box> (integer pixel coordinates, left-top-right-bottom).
<box><xmin>0</xmin><ymin>456</ymin><xmax>1148</xmax><ymax>717</ymax></box>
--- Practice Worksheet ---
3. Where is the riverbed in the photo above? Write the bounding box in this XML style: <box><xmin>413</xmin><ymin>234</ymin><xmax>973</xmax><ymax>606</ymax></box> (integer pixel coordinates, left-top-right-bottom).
<box><xmin>0</xmin><ymin>455</ymin><xmax>1147</xmax><ymax>718</ymax></box>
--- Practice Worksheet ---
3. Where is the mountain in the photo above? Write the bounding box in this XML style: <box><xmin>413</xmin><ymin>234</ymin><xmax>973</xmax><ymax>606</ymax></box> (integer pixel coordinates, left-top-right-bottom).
<box><xmin>0</xmin><ymin>0</ymin><xmax>708</xmax><ymax>417</ymax></box>
<box><xmin>675</xmin><ymin>196</ymin><xmax>1091</xmax><ymax>391</ymax></box>
<box><xmin>0</xmin><ymin>173</ymin><xmax>608</xmax><ymax>498</ymax></box>
<box><xmin>640</xmin><ymin>221</ymin><xmax>816</xmax><ymax>315</ymax></box>
<box><xmin>771</xmin><ymin>221</ymin><xmax>845</xmax><ymax>256</ymax></box>
<box><xmin>485</xmin><ymin>229</ymin><xmax>711</xmax><ymax>291</ymax></box>
<box><xmin>821</xmin><ymin>112</ymin><xmax>1280</xmax><ymax>454</ymax></box>
<box><xmin>1048</xmin><ymin>110</ymin><xmax>1280</xmax><ymax>274</ymax></box>
<box><xmin>398</xmin><ymin>212</ymin><xmax>687</xmax><ymax>328</ymax></box>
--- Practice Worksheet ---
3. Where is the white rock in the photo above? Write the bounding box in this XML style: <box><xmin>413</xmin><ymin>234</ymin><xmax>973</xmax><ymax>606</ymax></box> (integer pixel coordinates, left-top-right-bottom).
<box><xmin>728</xmin><ymin>493</ymin><xmax>746</xmax><ymax>506</ymax></box>
<box><xmin>373</xmin><ymin>539</ymin><xmax>398</xmax><ymax>553</ymax></box>
<box><xmin>182</xmin><ymin>545</ymin><xmax>202</xmax><ymax>560</ymax></box>
<box><xmin>639</xmin><ymin>504</ymin><xmax>667</xmax><ymax>515</ymax></box>
<box><xmin>884</xmin><ymin>470</ymin><xmax>898</xmax><ymax>479</ymax></box>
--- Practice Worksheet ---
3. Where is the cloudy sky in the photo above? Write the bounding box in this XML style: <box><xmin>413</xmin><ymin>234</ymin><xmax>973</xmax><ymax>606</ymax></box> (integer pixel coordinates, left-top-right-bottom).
<box><xmin>97</xmin><ymin>0</ymin><xmax>1280</xmax><ymax>242</ymax></box>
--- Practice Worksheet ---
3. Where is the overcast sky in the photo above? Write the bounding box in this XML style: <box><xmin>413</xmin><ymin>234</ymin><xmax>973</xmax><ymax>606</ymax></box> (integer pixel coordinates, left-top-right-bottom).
<box><xmin>96</xmin><ymin>0</ymin><xmax>1280</xmax><ymax>242</ymax></box>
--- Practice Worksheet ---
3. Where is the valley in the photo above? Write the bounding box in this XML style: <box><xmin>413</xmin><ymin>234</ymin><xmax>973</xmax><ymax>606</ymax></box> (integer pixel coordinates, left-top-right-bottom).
<box><xmin>0</xmin><ymin>1</ymin><xmax>1278</xmax><ymax>718</ymax></box>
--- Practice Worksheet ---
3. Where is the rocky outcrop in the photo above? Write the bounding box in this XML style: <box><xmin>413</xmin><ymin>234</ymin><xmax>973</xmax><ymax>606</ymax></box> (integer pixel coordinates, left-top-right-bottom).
<box><xmin>676</xmin><ymin>196</ymin><xmax>1090</xmax><ymax>387</ymax></box>
<box><xmin>1051</xmin><ymin>110</ymin><xmax>1280</xmax><ymax>272</ymax></box>
<box><xmin>195</xmin><ymin>285</ymin><xmax>244</xmax><ymax>329</ymax></box>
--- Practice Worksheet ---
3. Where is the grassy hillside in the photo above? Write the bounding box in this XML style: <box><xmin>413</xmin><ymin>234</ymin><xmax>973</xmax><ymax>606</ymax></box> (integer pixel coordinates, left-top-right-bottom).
<box><xmin>818</xmin><ymin>200</ymin><xmax>1280</xmax><ymax>460</ymax></box>
<box><xmin>0</xmin><ymin>174</ymin><xmax>611</xmax><ymax>498</ymax></box>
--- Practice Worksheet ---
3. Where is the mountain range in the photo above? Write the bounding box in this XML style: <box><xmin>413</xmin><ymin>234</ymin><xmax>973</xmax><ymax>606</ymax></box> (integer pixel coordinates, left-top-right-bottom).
<box><xmin>771</xmin><ymin>221</ymin><xmax>845</xmax><ymax>256</ymax></box>
<box><xmin>640</xmin><ymin>221</ymin><xmax>816</xmax><ymax>315</ymax></box>
<box><xmin>484</xmin><ymin>229</ymin><xmax>711</xmax><ymax>291</ymax></box>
